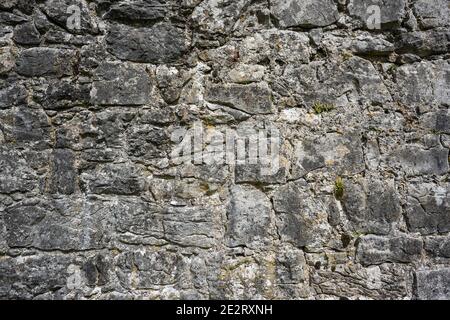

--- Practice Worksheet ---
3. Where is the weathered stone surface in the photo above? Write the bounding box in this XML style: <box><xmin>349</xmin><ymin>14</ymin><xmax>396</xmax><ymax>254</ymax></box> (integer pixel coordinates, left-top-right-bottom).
<box><xmin>15</xmin><ymin>48</ymin><xmax>77</xmax><ymax>77</ymax></box>
<box><xmin>0</xmin><ymin>255</ymin><xmax>72</xmax><ymax>299</ymax></box>
<box><xmin>1</xmin><ymin>0</ymin><xmax>450</xmax><ymax>300</ymax></box>
<box><xmin>80</xmin><ymin>163</ymin><xmax>145</xmax><ymax>195</ymax></box>
<box><xmin>425</xmin><ymin>236</ymin><xmax>450</xmax><ymax>258</ymax></box>
<box><xmin>13</xmin><ymin>22</ymin><xmax>40</xmax><ymax>45</ymax></box>
<box><xmin>396</xmin><ymin>60</ymin><xmax>450</xmax><ymax>106</ymax></box>
<box><xmin>103</xmin><ymin>0</ymin><xmax>168</xmax><ymax>23</ymax></box>
<box><xmin>3</xmin><ymin>197</ymin><xmax>111</xmax><ymax>250</ymax></box>
<box><xmin>416</xmin><ymin>269</ymin><xmax>450</xmax><ymax>300</ymax></box>
<box><xmin>273</xmin><ymin>182</ymin><xmax>331</xmax><ymax>250</ymax></box>
<box><xmin>106</xmin><ymin>23</ymin><xmax>187</xmax><ymax>64</ymax></box>
<box><xmin>91</xmin><ymin>62</ymin><xmax>152</xmax><ymax>106</ymax></box>
<box><xmin>205</xmin><ymin>83</ymin><xmax>273</xmax><ymax>114</ymax></box>
<box><xmin>192</xmin><ymin>0</ymin><xmax>250</xmax><ymax>34</ymax></box>
<box><xmin>342</xmin><ymin>178</ymin><xmax>402</xmax><ymax>235</ymax></box>
<box><xmin>389</xmin><ymin>144</ymin><xmax>449</xmax><ymax>176</ymax></box>
<box><xmin>226</xmin><ymin>185</ymin><xmax>275</xmax><ymax>249</ymax></box>
<box><xmin>116</xmin><ymin>250</ymin><xmax>184</xmax><ymax>288</ymax></box>
<box><xmin>406</xmin><ymin>184</ymin><xmax>450</xmax><ymax>235</ymax></box>
<box><xmin>0</xmin><ymin>149</ymin><xmax>46</xmax><ymax>194</ymax></box>
<box><xmin>0</xmin><ymin>48</ymin><xmax>15</xmax><ymax>75</ymax></box>
<box><xmin>48</xmin><ymin>149</ymin><xmax>77</xmax><ymax>195</ymax></box>
<box><xmin>348</xmin><ymin>0</ymin><xmax>406</xmax><ymax>29</ymax></box>
<box><xmin>163</xmin><ymin>206</ymin><xmax>223</xmax><ymax>248</ymax></box>
<box><xmin>271</xmin><ymin>0</ymin><xmax>338</xmax><ymax>28</ymax></box>
<box><xmin>395</xmin><ymin>31</ymin><xmax>450</xmax><ymax>57</ymax></box>
<box><xmin>356</xmin><ymin>235</ymin><xmax>423</xmax><ymax>266</ymax></box>
<box><xmin>413</xmin><ymin>0</ymin><xmax>450</xmax><ymax>29</ymax></box>
<box><xmin>293</xmin><ymin>131</ymin><xmax>364</xmax><ymax>177</ymax></box>
<box><xmin>39</xmin><ymin>0</ymin><xmax>98</xmax><ymax>34</ymax></box>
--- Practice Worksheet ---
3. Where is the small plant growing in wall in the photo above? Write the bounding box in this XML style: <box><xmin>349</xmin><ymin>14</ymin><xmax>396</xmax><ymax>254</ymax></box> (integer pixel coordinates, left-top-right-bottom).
<box><xmin>334</xmin><ymin>177</ymin><xmax>344</xmax><ymax>200</ymax></box>
<box><xmin>313</xmin><ymin>102</ymin><xmax>335</xmax><ymax>114</ymax></box>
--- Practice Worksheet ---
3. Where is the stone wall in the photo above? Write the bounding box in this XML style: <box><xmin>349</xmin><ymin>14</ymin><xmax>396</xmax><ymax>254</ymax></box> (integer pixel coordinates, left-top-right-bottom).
<box><xmin>0</xmin><ymin>0</ymin><xmax>449</xmax><ymax>300</ymax></box>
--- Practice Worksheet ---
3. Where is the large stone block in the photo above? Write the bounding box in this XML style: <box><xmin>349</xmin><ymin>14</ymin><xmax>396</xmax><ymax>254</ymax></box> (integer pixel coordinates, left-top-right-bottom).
<box><xmin>80</xmin><ymin>163</ymin><xmax>145</xmax><ymax>195</ymax></box>
<box><xmin>348</xmin><ymin>0</ymin><xmax>406</xmax><ymax>29</ymax></box>
<box><xmin>293</xmin><ymin>131</ymin><xmax>364</xmax><ymax>177</ymax></box>
<box><xmin>273</xmin><ymin>182</ymin><xmax>331</xmax><ymax>249</ymax></box>
<box><xmin>356</xmin><ymin>235</ymin><xmax>423</xmax><ymax>266</ymax></box>
<box><xmin>15</xmin><ymin>48</ymin><xmax>78</xmax><ymax>77</ymax></box>
<box><xmin>3</xmin><ymin>197</ymin><xmax>112</xmax><ymax>251</ymax></box>
<box><xmin>342</xmin><ymin>178</ymin><xmax>402</xmax><ymax>235</ymax></box>
<box><xmin>106</xmin><ymin>23</ymin><xmax>187</xmax><ymax>64</ymax></box>
<box><xmin>226</xmin><ymin>185</ymin><xmax>275</xmax><ymax>249</ymax></box>
<box><xmin>163</xmin><ymin>206</ymin><xmax>224</xmax><ymax>249</ymax></box>
<box><xmin>406</xmin><ymin>184</ymin><xmax>450</xmax><ymax>235</ymax></box>
<box><xmin>91</xmin><ymin>62</ymin><xmax>152</xmax><ymax>106</ymax></box>
<box><xmin>416</xmin><ymin>269</ymin><xmax>450</xmax><ymax>300</ymax></box>
<box><xmin>205</xmin><ymin>83</ymin><xmax>273</xmax><ymax>115</ymax></box>
<box><xmin>271</xmin><ymin>0</ymin><xmax>338</xmax><ymax>28</ymax></box>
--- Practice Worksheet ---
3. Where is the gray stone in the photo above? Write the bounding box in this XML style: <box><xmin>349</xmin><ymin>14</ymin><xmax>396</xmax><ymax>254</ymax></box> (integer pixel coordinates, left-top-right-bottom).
<box><xmin>191</xmin><ymin>0</ymin><xmax>250</xmax><ymax>34</ymax></box>
<box><xmin>0</xmin><ymin>255</ymin><xmax>72</xmax><ymax>299</ymax></box>
<box><xmin>0</xmin><ymin>84</ymin><xmax>27</xmax><ymax>109</ymax></box>
<box><xmin>15</xmin><ymin>48</ymin><xmax>77</xmax><ymax>77</ymax></box>
<box><xmin>273</xmin><ymin>182</ymin><xmax>331</xmax><ymax>249</ymax></box>
<box><xmin>106</xmin><ymin>23</ymin><xmax>187</xmax><ymax>64</ymax></box>
<box><xmin>342</xmin><ymin>178</ymin><xmax>402</xmax><ymax>235</ymax></box>
<box><xmin>389</xmin><ymin>144</ymin><xmax>449</xmax><ymax>176</ymax></box>
<box><xmin>3</xmin><ymin>197</ymin><xmax>111</xmax><ymax>250</ymax></box>
<box><xmin>80</xmin><ymin>163</ymin><xmax>145</xmax><ymax>195</ymax></box>
<box><xmin>395</xmin><ymin>31</ymin><xmax>450</xmax><ymax>57</ymax></box>
<box><xmin>226</xmin><ymin>185</ymin><xmax>274</xmax><ymax>249</ymax></box>
<box><xmin>48</xmin><ymin>149</ymin><xmax>77</xmax><ymax>195</ymax></box>
<box><xmin>103</xmin><ymin>0</ymin><xmax>168</xmax><ymax>23</ymax></box>
<box><xmin>163</xmin><ymin>206</ymin><xmax>223</xmax><ymax>248</ymax></box>
<box><xmin>348</xmin><ymin>0</ymin><xmax>406</xmax><ymax>29</ymax></box>
<box><xmin>39</xmin><ymin>0</ymin><xmax>97</xmax><ymax>34</ymax></box>
<box><xmin>13</xmin><ymin>22</ymin><xmax>40</xmax><ymax>45</ymax></box>
<box><xmin>406</xmin><ymin>185</ymin><xmax>450</xmax><ymax>235</ymax></box>
<box><xmin>113</xmin><ymin>198</ymin><xmax>164</xmax><ymax>243</ymax></box>
<box><xmin>205</xmin><ymin>83</ymin><xmax>273</xmax><ymax>115</ymax></box>
<box><xmin>413</xmin><ymin>0</ymin><xmax>450</xmax><ymax>29</ymax></box>
<box><xmin>416</xmin><ymin>269</ymin><xmax>450</xmax><ymax>300</ymax></box>
<box><xmin>271</xmin><ymin>0</ymin><xmax>339</xmax><ymax>28</ymax></box>
<box><xmin>293</xmin><ymin>131</ymin><xmax>364</xmax><ymax>177</ymax></box>
<box><xmin>116</xmin><ymin>250</ymin><xmax>184</xmax><ymax>288</ymax></box>
<box><xmin>356</xmin><ymin>235</ymin><xmax>423</xmax><ymax>266</ymax></box>
<box><xmin>91</xmin><ymin>62</ymin><xmax>152</xmax><ymax>106</ymax></box>
<box><xmin>424</xmin><ymin>236</ymin><xmax>450</xmax><ymax>258</ymax></box>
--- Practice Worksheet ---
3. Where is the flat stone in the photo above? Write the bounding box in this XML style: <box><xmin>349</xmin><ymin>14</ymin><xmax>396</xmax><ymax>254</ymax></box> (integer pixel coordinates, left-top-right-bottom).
<box><xmin>356</xmin><ymin>235</ymin><xmax>423</xmax><ymax>266</ymax></box>
<box><xmin>48</xmin><ymin>149</ymin><xmax>77</xmax><ymax>195</ymax></box>
<box><xmin>348</xmin><ymin>0</ymin><xmax>406</xmax><ymax>29</ymax></box>
<box><xmin>416</xmin><ymin>269</ymin><xmax>450</xmax><ymax>300</ymax></box>
<box><xmin>342</xmin><ymin>178</ymin><xmax>402</xmax><ymax>235</ymax></box>
<box><xmin>163</xmin><ymin>206</ymin><xmax>223</xmax><ymax>249</ymax></box>
<box><xmin>413</xmin><ymin>0</ymin><xmax>450</xmax><ymax>29</ymax></box>
<box><xmin>271</xmin><ymin>0</ymin><xmax>339</xmax><ymax>28</ymax></box>
<box><xmin>103</xmin><ymin>0</ymin><xmax>168</xmax><ymax>23</ymax></box>
<box><xmin>91</xmin><ymin>62</ymin><xmax>152</xmax><ymax>106</ymax></box>
<box><xmin>80</xmin><ymin>163</ymin><xmax>145</xmax><ymax>195</ymax></box>
<box><xmin>406</xmin><ymin>184</ymin><xmax>450</xmax><ymax>235</ymax></box>
<box><xmin>205</xmin><ymin>83</ymin><xmax>273</xmax><ymax>114</ymax></box>
<box><xmin>226</xmin><ymin>185</ymin><xmax>274</xmax><ymax>249</ymax></box>
<box><xmin>293</xmin><ymin>131</ymin><xmax>364</xmax><ymax>177</ymax></box>
<box><xmin>106</xmin><ymin>23</ymin><xmax>187</xmax><ymax>64</ymax></box>
<box><xmin>389</xmin><ymin>144</ymin><xmax>449</xmax><ymax>176</ymax></box>
<box><xmin>3</xmin><ymin>197</ymin><xmax>112</xmax><ymax>250</ymax></box>
<box><xmin>15</xmin><ymin>47</ymin><xmax>77</xmax><ymax>77</ymax></box>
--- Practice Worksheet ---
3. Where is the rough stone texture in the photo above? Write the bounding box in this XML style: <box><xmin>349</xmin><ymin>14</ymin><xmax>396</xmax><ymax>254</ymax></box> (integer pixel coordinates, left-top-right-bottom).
<box><xmin>0</xmin><ymin>0</ymin><xmax>449</xmax><ymax>300</ymax></box>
